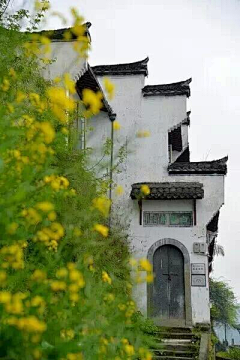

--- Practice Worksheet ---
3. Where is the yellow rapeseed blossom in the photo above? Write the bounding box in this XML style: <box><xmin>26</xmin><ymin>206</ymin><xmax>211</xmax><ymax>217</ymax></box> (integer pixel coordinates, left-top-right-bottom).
<box><xmin>56</xmin><ymin>267</ymin><xmax>68</xmax><ymax>278</ymax></box>
<box><xmin>102</xmin><ymin>271</ymin><xmax>112</xmax><ymax>285</ymax></box>
<box><xmin>37</xmin><ymin>122</ymin><xmax>55</xmax><ymax>144</ymax></box>
<box><xmin>1</xmin><ymin>78</ymin><xmax>10</xmax><ymax>91</ymax></box>
<box><xmin>113</xmin><ymin>121</ymin><xmax>121</xmax><ymax>131</ymax></box>
<box><xmin>64</xmin><ymin>73</ymin><xmax>76</xmax><ymax>94</ymax></box>
<box><xmin>7</xmin><ymin>103</ymin><xmax>14</xmax><ymax>113</ymax></box>
<box><xmin>6</xmin><ymin>222</ymin><xmax>18</xmax><ymax>235</ymax></box>
<box><xmin>0</xmin><ymin>244</ymin><xmax>24</xmax><ymax>269</ymax></box>
<box><xmin>92</xmin><ymin>197</ymin><xmax>111</xmax><ymax>217</ymax></box>
<box><xmin>16</xmin><ymin>91</ymin><xmax>26</xmax><ymax>103</ymax></box>
<box><xmin>22</xmin><ymin>207</ymin><xmax>42</xmax><ymax>225</ymax></box>
<box><xmin>115</xmin><ymin>185</ymin><xmax>123</xmax><ymax>195</ymax></box>
<box><xmin>48</xmin><ymin>211</ymin><xmax>57</xmax><ymax>221</ymax></box>
<box><xmin>31</xmin><ymin>269</ymin><xmax>47</xmax><ymax>282</ymax></box>
<box><xmin>82</xmin><ymin>89</ymin><xmax>103</xmax><ymax>117</ymax></box>
<box><xmin>66</xmin><ymin>353</ymin><xmax>83</xmax><ymax>360</ymax></box>
<box><xmin>124</xmin><ymin>344</ymin><xmax>135</xmax><ymax>356</ymax></box>
<box><xmin>94</xmin><ymin>224</ymin><xmax>109</xmax><ymax>237</ymax></box>
<box><xmin>136</xmin><ymin>130</ymin><xmax>151</xmax><ymax>138</ymax></box>
<box><xmin>103</xmin><ymin>78</ymin><xmax>115</xmax><ymax>100</ymax></box>
<box><xmin>0</xmin><ymin>270</ymin><xmax>7</xmax><ymax>282</ymax></box>
<box><xmin>139</xmin><ymin>259</ymin><xmax>152</xmax><ymax>272</ymax></box>
<box><xmin>0</xmin><ymin>291</ymin><xmax>11</xmax><ymax>303</ymax></box>
<box><xmin>9</xmin><ymin>68</ymin><xmax>17</xmax><ymax>78</ymax></box>
<box><xmin>141</xmin><ymin>184</ymin><xmax>150</xmax><ymax>196</ymax></box>
<box><xmin>36</xmin><ymin>201</ymin><xmax>54</xmax><ymax>212</ymax></box>
<box><xmin>139</xmin><ymin>348</ymin><xmax>153</xmax><ymax>360</ymax></box>
<box><xmin>50</xmin><ymin>280</ymin><xmax>66</xmax><ymax>292</ymax></box>
<box><xmin>8</xmin><ymin>315</ymin><xmax>47</xmax><ymax>333</ymax></box>
<box><xmin>47</xmin><ymin>87</ymin><xmax>76</xmax><ymax>123</ymax></box>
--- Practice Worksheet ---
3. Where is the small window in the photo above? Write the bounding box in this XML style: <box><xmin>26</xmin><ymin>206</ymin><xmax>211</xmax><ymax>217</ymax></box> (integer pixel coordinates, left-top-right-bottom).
<box><xmin>143</xmin><ymin>211</ymin><xmax>193</xmax><ymax>227</ymax></box>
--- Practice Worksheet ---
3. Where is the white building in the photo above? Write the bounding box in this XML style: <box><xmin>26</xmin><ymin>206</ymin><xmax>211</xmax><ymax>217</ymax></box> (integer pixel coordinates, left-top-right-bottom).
<box><xmin>43</xmin><ymin>25</ymin><xmax>228</xmax><ymax>329</ymax></box>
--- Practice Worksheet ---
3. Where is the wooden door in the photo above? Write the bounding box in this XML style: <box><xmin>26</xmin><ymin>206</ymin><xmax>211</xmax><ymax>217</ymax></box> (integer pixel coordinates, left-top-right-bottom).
<box><xmin>150</xmin><ymin>245</ymin><xmax>185</xmax><ymax>324</ymax></box>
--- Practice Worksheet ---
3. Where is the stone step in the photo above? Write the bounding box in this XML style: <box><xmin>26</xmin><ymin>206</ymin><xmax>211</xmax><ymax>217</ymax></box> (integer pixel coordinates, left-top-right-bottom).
<box><xmin>153</xmin><ymin>356</ymin><xmax>195</xmax><ymax>360</ymax></box>
<box><xmin>151</xmin><ymin>349</ymin><xmax>196</xmax><ymax>356</ymax></box>
<box><xmin>153</xmin><ymin>332</ymin><xmax>198</xmax><ymax>340</ymax></box>
<box><xmin>151</xmin><ymin>343</ymin><xmax>198</xmax><ymax>352</ymax></box>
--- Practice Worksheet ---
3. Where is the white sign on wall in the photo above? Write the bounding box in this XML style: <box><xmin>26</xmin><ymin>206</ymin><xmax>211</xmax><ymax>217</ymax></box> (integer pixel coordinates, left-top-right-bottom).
<box><xmin>191</xmin><ymin>263</ymin><xmax>206</xmax><ymax>287</ymax></box>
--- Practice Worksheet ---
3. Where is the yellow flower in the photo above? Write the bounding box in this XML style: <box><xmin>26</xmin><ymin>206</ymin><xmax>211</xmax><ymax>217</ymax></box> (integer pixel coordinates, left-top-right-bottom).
<box><xmin>102</xmin><ymin>270</ymin><xmax>112</xmax><ymax>285</ymax></box>
<box><xmin>115</xmin><ymin>185</ymin><xmax>123</xmax><ymax>195</ymax></box>
<box><xmin>94</xmin><ymin>224</ymin><xmax>109</xmax><ymax>237</ymax></box>
<box><xmin>56</xmin><ymin>267</ymin><xmax>68</xmax><ymax>278</ymax></box>
<box><xmin>0</xmin><ymin>244</ymin><xmax>24</xmax><ymax>270</ymax></box>
<box><xmin>14</xmin><ymin>316</ymin><xmax>46</xmax><ymax>333</ymax></box>
<box><xmin>136</xmin><ymin>130</ymin><xmax>151</xmax><ymax>138</ymax></box>
<box><xmin>113</xmin><ymin>121</ymin><xmax>121</xmax><ymax>131</ymax></box>
<box><xmin>38</xmin><ymin>122</ymin><xmax>55</xmax><ymax>144</ymax></box>
<box><xmin>103</xmin><ymin>77</ymin><xmax>115</xmax><ymax>99</ymax></box>
<box><xmin>124</xmin><ymin>344</ymin><xmax>135</xmax><ymax>356</ymax></box>
<box><xmin>1</xmin><ymin>78</ymin><xmax>10</xmax><ymax>91</ymax></box>
<box><xmin>48</xmin><ymin>211</ymin><xmax>57</xmax><ymax>221</ymax></box>
<box><xmin>6</xmin><ymin>222</ymin><xmax>18</xmax><ymax>235</ymax></box>
<box><xmin>140</xmin><ymin>184</ymin><xmax>150</xmax><ymax>196</ymax></box>
<box><xmin>66</xmin><ymin>353</ymin><xmax>83</xmax><ymax>360</ymax></box>
<box><xmin>139</xmin><ymin>348</ymin><xmax>152</xmax><ymax>360</ymax></box>
<box><xmin>0</xmin><ymin>291</ymin><xmax>11</xmax><ymax>303</ymax></box>
<box><xmin>92</xmin><ymin>197</ymin><xmax>111</xmax><ymax>217</ymax></box>
<box><xmin>16</xmin><ymin>91</ymin><xmax>26</xmax><ymax>103</ymax></box>
<box><xmin>50</xmin><ymin>280</ymin><xmax>66</xmax><ymax>292</ymax></box>
<box><xmin>64</xmin><ymin>73</ymin><xmax>76</xmax><ymax>94</ymax></box>
<box><xmin>31</xmin><ymin>269</ymin><xmax>46</xmax><ymax>281</ymax></box>
<box><xmin>36</xmin><ymin>202</ymin><xmax>54</xmax><ymax>212</ymax></box>
<box><xmin>53</xmin><ymin>76</ymin><xmax>61</xmax><ymax>84</ymax></box>
<box><xmin>47</xmin><ymin>86</ymin><xmax>76</xmax><ymax>123</ymax></box>
<box><xmin>7</xmin><ymin>103</ymin><xmax>14</xmax><ymax>113</ymax></box>
<box><xmin>0</xmin><ymin>270</ymin><xmax>7</xmax><ymax>282</ymax></box>
<box><xmin>146</xmin><ymin>273</ymin><xmax>154</xmax><ymax>283</ymax></box>
<box><xmin>129</xmin><ymin>258</ymin><xmax>137</xmax><ymax>267</ymax></box>
<box><xmin>139</xmin><ymin>259</ymin><xmax>152</xmax><ymax>272</ymax></box>
<box><xmin>82</xmin><ymin>89</ymin><xmax>103</xmax><ymax>117</ymax></box>
<box><xmin>9</xmin><ymin>68</ymin><xmax>17</xmax><ymax>78</ymax></box>
<box><xmin>61</xmin><ymin>127</ymin><xmax>69</xmax><ymax>135</ymax></box>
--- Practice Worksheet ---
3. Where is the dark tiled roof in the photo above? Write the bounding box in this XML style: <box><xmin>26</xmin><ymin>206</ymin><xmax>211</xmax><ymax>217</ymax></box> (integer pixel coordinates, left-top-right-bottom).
<box><xmin>76</xmin><ymin>64</ymin><xmax>116</xmax><ymax>119</ymax></box>
<box><xmin>142</xmin><ymin>78</ymin><xmax>192</xmax><ymax>97</ymax></box>
<box><xmin>168</xmin><ymin>156</ymin><xmax>228</xmax><ymax>175</ymax></box>
<box><xmin>168</xmin><ymin>126</ymin><xmax>182</xmax><ymax>152</ymax></box>
<box><xmin>34</xmin><ymin>22</ymin><xmax>92</xmax><ymax>40</ymax></box>
<box><xmin>92</xmin><ymin>57</ymin><xmax>149</xmax><ymax>76</ymax></box>
<box><xmin>130</xmin><ymin>182</ymin><xmax>204</xmax><ymax>200</ymax></box>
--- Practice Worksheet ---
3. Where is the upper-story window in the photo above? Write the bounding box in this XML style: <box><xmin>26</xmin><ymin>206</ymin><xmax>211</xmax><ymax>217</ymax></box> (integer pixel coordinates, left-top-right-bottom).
<box><xmin>168</xmin><ymin>126</ymin><xmax>183</xmax><ymax>163</ymax></box>
<box><xmin>143</xmin><ymin>211</ymin><xmax>193</xmax><ymax>227</ymax></box>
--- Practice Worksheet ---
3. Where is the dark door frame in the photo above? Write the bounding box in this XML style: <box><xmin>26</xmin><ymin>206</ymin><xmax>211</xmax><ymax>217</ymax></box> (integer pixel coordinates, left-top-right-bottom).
<box><xmin>147</xmin><ymin>238</ymin><xmax>192</xmax><ymax>327</ymax></box>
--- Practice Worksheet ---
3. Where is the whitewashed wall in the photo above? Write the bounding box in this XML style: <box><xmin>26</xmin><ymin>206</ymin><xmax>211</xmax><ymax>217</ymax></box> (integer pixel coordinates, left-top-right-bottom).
<box><xmin>41</xmin><ymin>41</ymin><xmax>86</xmax><ymax>81</ymax></box>
<box><xmin>89</xmin><ymin>72</ymin><xmax>225</xmax><ymax>326</ymax></box>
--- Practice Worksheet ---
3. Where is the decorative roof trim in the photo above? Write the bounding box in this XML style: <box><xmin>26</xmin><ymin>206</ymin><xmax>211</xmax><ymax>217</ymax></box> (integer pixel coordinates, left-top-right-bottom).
<box><xmin>130</xmin><ymin>182</ymin><xmax>204</xmax><ymax>200</ymax></box>
<box><xmin>33</xmin><ymin>23</ymin><xmax>92</xmax><ymax>41</ymax></box>
<box><xmin>168</xmin><ymin>156</ymin><xmax>228</xmax><ymax>175</ymax></box>
<box><xmin>92</xmin><ymin>57</ymin><xmax>149</xmax><ymax>76</ymax></box>
<box><xmin>76</xmin><ymin>64</ymin><xmax>116</xmax><ymax>119</ymax></box>
<box><xmin>142</xmin><ymin>78</ymin><xmax>192</xmax><ymax>98</ymax></box>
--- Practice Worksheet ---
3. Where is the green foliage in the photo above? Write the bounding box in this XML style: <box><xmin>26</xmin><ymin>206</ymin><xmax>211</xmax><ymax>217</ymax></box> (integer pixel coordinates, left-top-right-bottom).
<box><xmin>0</xmin><ymin>13</ymin><xmax>153</xmax><ymax>360</ymax></box>
<box><xmin>210</xmin><ymin>278</ymin><xmax>239</xmax><ymax>327</ymax></box>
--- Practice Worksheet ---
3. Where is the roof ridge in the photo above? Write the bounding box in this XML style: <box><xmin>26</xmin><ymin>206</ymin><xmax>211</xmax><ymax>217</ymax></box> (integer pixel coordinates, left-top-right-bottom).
<box><xmin>143</xmin><ymin>78</ymin><xmax>192</xmax><ymax>89</ymax></box>
<box><xmin>142</xmin><ymin>78</ymin><xmax>192</xmax><ymax>97</ymax></box>
<box><xmin>92</xmin><ymin>57</ymin><xmax>149</xmax><ymax>76</ymax></box>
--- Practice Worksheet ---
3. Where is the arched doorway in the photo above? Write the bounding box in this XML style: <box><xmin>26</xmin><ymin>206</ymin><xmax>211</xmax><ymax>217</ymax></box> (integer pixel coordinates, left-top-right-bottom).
<box><xmin>147</xmin><ymin>239</ymin><xmax>192</xmax><ymax>327</ymax></box>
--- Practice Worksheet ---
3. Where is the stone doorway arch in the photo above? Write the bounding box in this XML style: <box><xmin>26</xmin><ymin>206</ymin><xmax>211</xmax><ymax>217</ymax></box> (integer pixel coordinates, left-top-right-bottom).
<box><xmin>147</xmin><ymin>238</ymin><xmax>192</xmax><ymax>327</ymax></box>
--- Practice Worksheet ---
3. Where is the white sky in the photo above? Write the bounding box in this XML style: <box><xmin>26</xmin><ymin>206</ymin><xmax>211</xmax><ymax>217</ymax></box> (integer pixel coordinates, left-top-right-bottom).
<box><xmin>12</xmin><ymin>0</ymin><xmax>240</xmax><ymax>298</ymax></box>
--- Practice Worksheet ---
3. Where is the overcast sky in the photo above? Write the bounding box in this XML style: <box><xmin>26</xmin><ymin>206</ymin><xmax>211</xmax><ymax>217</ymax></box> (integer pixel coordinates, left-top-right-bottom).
<box><xmin>12</xmin><ymin>0</ymin><xmax>240</xmax><ymax>297</ymax></box>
